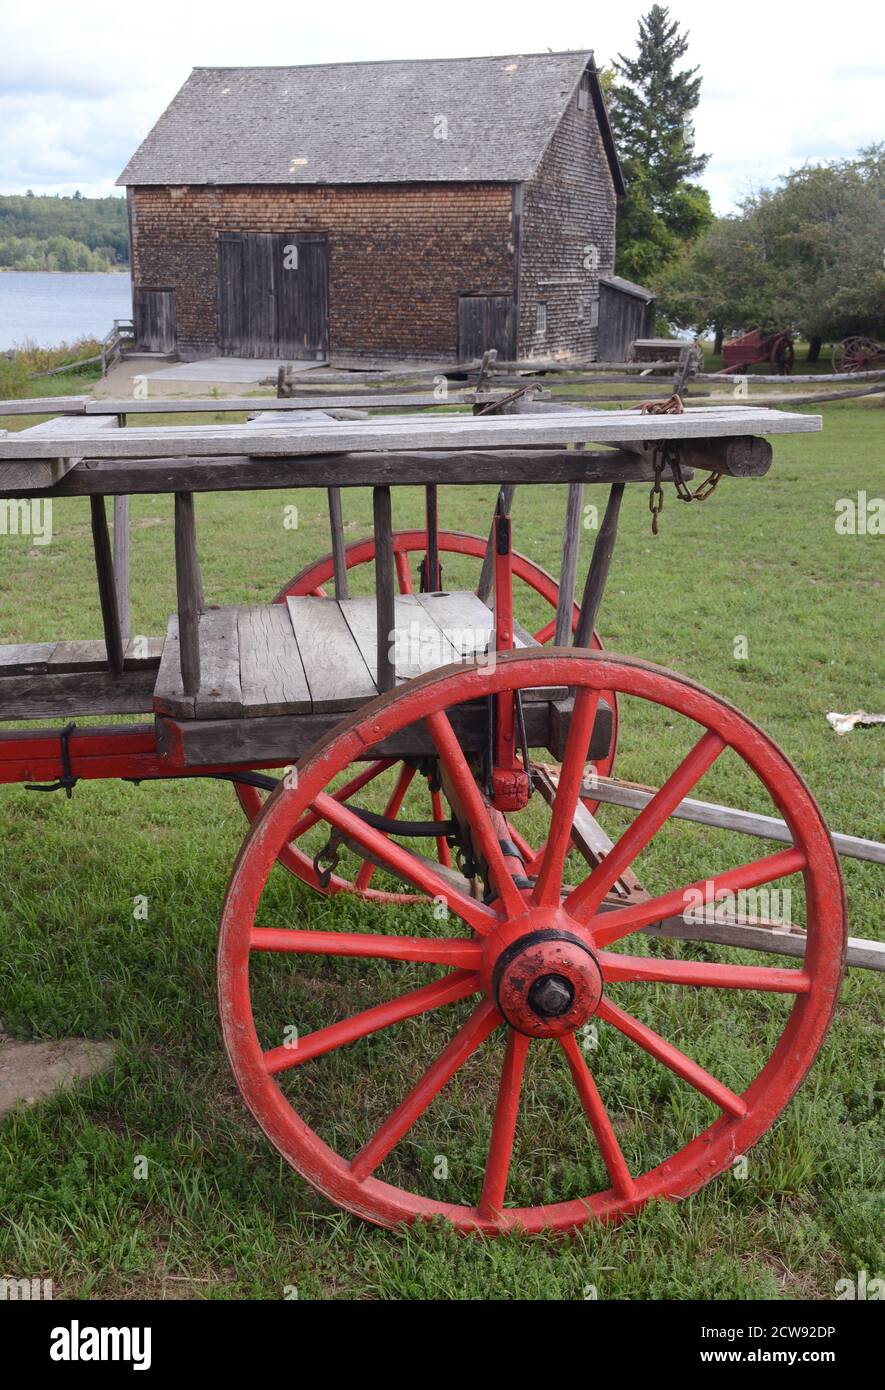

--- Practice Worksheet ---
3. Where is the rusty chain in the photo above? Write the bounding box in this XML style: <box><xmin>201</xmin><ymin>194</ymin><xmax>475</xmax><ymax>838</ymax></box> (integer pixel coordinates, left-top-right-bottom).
<box><xmin>639</xmin><ymin>393</ymin><xmax>723</xmax><ymax>535</ymax></box>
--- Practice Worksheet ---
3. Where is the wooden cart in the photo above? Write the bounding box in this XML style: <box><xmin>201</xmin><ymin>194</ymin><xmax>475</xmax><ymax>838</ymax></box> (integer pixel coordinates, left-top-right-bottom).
<box><xmin>1</xmin><ymin>397</ymin><xmax>877</xmax><ymax>1234</ymax></box>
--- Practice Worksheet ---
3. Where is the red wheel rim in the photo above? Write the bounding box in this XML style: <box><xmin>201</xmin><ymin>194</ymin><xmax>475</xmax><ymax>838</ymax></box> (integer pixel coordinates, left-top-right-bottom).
<box><xmin>235</xmin><ymin>530</ymin><xmax>620</xmax><ymax>899</ymax></box>
<box><xmin>218</xmin><ymin>649</ymin><xmax>845</xmax><ymax>1234</ymax></box>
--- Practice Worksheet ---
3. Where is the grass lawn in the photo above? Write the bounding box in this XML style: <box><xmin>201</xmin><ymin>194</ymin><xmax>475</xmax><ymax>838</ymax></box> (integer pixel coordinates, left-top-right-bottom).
<box><xmin>0</xmin><ymin>382</ymin><xmax>882</xmax><ymax>1300</ymax></box>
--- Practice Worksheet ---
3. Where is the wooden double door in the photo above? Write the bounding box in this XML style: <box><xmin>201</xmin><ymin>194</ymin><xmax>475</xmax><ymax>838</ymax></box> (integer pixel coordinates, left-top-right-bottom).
<box><xmin>218</xmin><ymin>233</ymin><xmax>329</xmax><ymax>359</ymax></box>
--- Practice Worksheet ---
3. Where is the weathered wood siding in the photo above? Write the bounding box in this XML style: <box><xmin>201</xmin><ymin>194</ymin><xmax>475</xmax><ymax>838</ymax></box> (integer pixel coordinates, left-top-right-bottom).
<box><xmin>457</xmin><ymin>294</ymin><xmax>515</xmax><ymax>361</ymax></box>
<box><xmin>130</xmin><ymin>184</ymin><xmax>514</xmax><ymax>361</ymax></box>
<box><xmin>597</xmin><ymin>283</ymin><xmax>656</xmax><ymax>362</ymax></box>
<box><xmin>218</xmin><ymin>233</ymin><xmax>328</xmax><ymax>358</ymax></box>
<box><xmin>516</xmin><ymin>79</ymin><xmax>617</xmax><ymax>360</ymax></box>
<box><xmin>133</xmin><ymin>287</ymin><xmax>176</xmax><ymax>353</ymax></box>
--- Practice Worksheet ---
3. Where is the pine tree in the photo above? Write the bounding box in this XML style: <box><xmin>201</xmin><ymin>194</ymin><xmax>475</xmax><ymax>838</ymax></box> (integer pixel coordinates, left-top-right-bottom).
<box><xmin>608</xmin><ymin>5</ymin><xmax>712</xmax><ymax>285</ymax></box>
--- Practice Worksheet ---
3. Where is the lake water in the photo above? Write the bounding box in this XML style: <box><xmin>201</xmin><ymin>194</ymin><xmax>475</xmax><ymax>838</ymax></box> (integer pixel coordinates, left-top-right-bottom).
<box><xmin>0</xmin><ymin>271</ymin><xmax>133</xmax><ymax>350</ymax></box>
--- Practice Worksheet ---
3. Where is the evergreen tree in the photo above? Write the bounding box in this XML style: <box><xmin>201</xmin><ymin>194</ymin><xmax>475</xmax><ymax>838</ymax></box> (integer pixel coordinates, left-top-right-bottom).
<box><xmin>609</xmin><ymin>5</ymin><xmax>712</xmax><ymax>284</ymax></box>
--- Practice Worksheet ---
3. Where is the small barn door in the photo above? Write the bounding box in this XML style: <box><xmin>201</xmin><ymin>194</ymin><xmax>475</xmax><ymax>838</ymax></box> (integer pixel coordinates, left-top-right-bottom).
<box><xmin>458</xmin><ymin>294</ymin><xmax>514</xmax><ymax>362</ymax></box>
<box><xmin>218</xmin><ymin>233</ymin><xmax>328</xmax><ymax>359</ymax></box>
<box><xmin>133</xmin><ymin>288</ymin><xmax>176</xmax><ymax>353</ymax></box>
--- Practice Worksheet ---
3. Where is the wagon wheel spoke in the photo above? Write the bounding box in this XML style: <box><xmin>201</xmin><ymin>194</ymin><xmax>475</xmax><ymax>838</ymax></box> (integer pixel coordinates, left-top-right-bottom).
<box><xmin>395</xmin><ymin>551</ymin><xmax>414</xmax><ymax>594</ymax></box>
<box><xmin>429</xmin><ymin>784</ymin><xmax>453</xmax><ymax>868</ymax></box>
<box><xmin>589</xmin><ymin>845</ymin><xmax>806</xmax><ymax>949</ymax></box>
<box><xmin>354</xmin><ymin>763</ymin><xmax>417</xmax><ymax>892</ymax></box>
<box><xmin>251</xmin><ymin>927</ymin><xmax>482</xmax><ymax>969</ymax></box>
<box><xmin>312</xmin><ymin>790</ymin><xmax>498</xmax><ymax>934</ymax></box>
<box><xmin>350</xmin><ymin>1000</ymin><xmax>502</xmax><ymax>1181</ymax></box>
<box><xmin>533</xmin><ymin>616</ymin><xmax>557</xmax><ymax>644</ymax></box>
<box><xmin>478</xmin><ymin>1029</ymin><xmax>530</xmax><ymax>1219</ymax></box>
<box><xmin>532</xmin><ymin>686</ymin><xmax>600</xmax><ymax>906</ymax></box>
<box><xmin>425</xmin><ymin>710</ymin><xmax>526</xmax><ymax>919</ymax></box>
<box><xmin>599</xmin><ymin>952</ymin><xmax>810</xmax><ymax>994</ymax></box>
<box><xmin>263</xmin><ymin>970</ymin><xmax>480</xmax><ymax>1076</ymax></box>
<box><xmin>567</xmin><ymin>729</ymin><xmax>726</xmax><ymax>922</ymax></box>
<box><xmin>289</xmin><ymin>758</ymin><xmax>395</xmax><ymax>840</ymax></box>
<box><xmin>597</xmin><ymin>997</ymin><xmax>747</xmax><ymax>1118</ymax></box>
<box><xmin>559</xmin><ymin>1034</ymin><xmax>635</xmax><ymax>1199</ymax></box>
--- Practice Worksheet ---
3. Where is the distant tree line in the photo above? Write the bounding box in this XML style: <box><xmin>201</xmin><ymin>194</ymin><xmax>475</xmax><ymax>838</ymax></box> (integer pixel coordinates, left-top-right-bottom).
<box><xmin>604</xmin><ymin>7</ymin><xmax>885</xmax><ymax>351</ymax></box>
<box><xmin>0</xmin><ymin>192</ymin><xmax>128</xmax><ymax>271</ymax></box>
<box><xmin>658</xmin><ymin>147</ymin><xmax>885</xmax><ymax>351</ymax></box>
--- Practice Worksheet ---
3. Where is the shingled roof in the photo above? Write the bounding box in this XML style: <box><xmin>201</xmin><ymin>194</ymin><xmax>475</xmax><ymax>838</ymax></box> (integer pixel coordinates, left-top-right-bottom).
<box><xmin>117</xmin><ymin>52</ymin><xmax>623</xmax><ymax>190</ymax></box>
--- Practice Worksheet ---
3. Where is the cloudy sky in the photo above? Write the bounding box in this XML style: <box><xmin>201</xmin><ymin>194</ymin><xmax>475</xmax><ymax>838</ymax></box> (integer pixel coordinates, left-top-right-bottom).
<box><xmin>1</xmin><ymin>0</ymin><xmax>882</xmax><ymax>211</ymax></box>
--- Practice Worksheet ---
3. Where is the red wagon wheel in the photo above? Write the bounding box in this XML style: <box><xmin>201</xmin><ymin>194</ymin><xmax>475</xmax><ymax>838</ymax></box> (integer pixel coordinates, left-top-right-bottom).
<box><xmin>219</xmin><ymin>648</ymin><xmax>845</xmax><ymax>1233</ymax></box>
<box><xmin>832</xmin><ymin>336</ymin><xmax>882</xmax><ymax>373</ymax></box>
<box><xmin>235</xmin><ymin>530</ymin><xmax>619</xmax><ymax>901</ymax></box>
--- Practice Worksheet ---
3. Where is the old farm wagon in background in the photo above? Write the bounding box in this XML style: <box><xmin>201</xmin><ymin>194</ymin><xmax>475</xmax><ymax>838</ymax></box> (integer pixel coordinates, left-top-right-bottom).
<box><xmin>117</xmin><ymin>52</ymin><xmax>648</xmax><ymax>365</ymax></box>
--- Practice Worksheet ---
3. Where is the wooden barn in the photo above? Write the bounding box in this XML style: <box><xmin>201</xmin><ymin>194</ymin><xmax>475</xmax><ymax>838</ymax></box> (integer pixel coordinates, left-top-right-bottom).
<box><xmin>117</xmin><ymin>52</ymin><xmax>630</xmax><ymax>364</ymax></box>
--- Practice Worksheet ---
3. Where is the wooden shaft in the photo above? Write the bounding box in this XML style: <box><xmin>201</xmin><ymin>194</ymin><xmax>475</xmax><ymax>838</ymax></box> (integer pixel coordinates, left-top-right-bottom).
<box><xmin>554</xmin><ymin>480</ymin><xmax>584</xmax><ymax>645</ymax></box>
<box><xmin>424</xmin><ymin>483</ymin><xmax>441</xmax><ymax>590</ymax></box>
<box><xmin>575</xmin><ymin>483</ymin><xmax>625</xmax><ymax>648</ymax></box>
<box><xmin>373</xmin><ymin>486</ymin><xmax>396</xmax><ymax>692</ymax></box>
<box><xmin>327</xmin><ymin>486</ymin><xmax>349</xmax><ymax>599</ymax></box>
<box><xmin>89</xmin><ymin>495</ymin><xmax>125</xmax><ymax>676</ymax></box>
<box><xmin>174</xmin><ymin>492</ymin><xmax>201</xmax><ymax>697</ymax></box>
<box><xmin>477</xmin><ymin>483</ymin><xmax>515</xmax><ymax>604</ymax></box>
<box><xmin>113</xmin><ymin>495</ymin><xmax>131</xmax><ymax>642</ymax></box>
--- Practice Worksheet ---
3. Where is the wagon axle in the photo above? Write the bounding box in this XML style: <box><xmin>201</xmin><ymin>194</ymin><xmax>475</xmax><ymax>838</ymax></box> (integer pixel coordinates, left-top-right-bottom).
<box><xmin>489</xmin><ymin>922</ymin><xmax>605</xmax><ymax>1038</ymax></box>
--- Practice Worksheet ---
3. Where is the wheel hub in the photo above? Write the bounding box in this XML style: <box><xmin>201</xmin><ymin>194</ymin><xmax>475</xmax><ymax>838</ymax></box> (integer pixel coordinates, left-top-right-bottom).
<box><xmin>487</xmin><ymin>921</ymin><xmax>604</xmax><ymax>1038</ymax></box>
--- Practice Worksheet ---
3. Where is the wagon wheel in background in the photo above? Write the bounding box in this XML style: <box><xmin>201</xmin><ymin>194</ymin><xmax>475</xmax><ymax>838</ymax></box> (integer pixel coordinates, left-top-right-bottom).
<box><xmin>831</xmin><ymin>336</ymin><xmax>882</xmax><ymax>373</ymax></box>
<box><xmin>771</xmin><ymin>337</ymin><xmax>794</xmax><ymax>375</ymax></box>
<box><xmin>218</xmin><ymin>648</ymin><xmax>846</xmax><ymax>1233</ymax></box>
<box><xmin>234</xmin><ymin>530</ymin><xmax>620</xmax><ymax>902</ymax></box>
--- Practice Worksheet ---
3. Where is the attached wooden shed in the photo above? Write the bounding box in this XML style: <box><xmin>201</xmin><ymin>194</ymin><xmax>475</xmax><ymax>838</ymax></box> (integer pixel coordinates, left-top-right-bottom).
<box><xmin>117</xmin><ymin>52</ymin><xmax>625</xmax><ymax>364</ymax></box>
<box><xmin>596</xmin><ymin>276</ymin><xmax>657</xmax><ymax>362</ymax></box>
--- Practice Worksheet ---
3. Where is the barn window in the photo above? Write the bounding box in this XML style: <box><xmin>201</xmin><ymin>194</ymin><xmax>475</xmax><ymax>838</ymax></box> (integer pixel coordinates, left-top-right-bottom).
<box><xmin>590</xmin><ymin>296</ymin><xmax>600</xmax><ymax>329</ymax></box>
<box><xmin>577</xmin><ymin>74</ymin><xmax>590</xmax><ymax>111</ymax></box>
<box><xmin>536</xmin><ymin>303</ymin><xmax>548</xmax><ymax>337</ymax></box>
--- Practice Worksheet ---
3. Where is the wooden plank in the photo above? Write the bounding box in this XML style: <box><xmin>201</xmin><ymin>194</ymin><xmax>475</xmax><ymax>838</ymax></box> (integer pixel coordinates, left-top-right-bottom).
<box><xmin>373</xmin><ymin>486</ymin><xmax>395</xmax><ymax>692</ymax></box>
<box><xmin>153</xmin><ymin>614</ymin><xmax>190</xmax><ymax>717</ymax></box>
<box><xmin>194</xmin><ymin>608</ymin><xmax>242</xmax><ymax>718</ymax></box>
<box><xmin>0</xmin><ymin>668</ymin><xmax>157</xmax><ymax>720</ymax></box>
<box><xmin>90</xmin><ymin>495</ymin><xmax>125</xmax><ymax>675</ymax></box>
<box><xmin>327</xmin><ymin>486</ymin><xmax>349</xmax><ymax>599</ymax></box>
<box><xmin>156</xmin><ymin>697</ymin><xmax>561</xmax><ymax>768</ymax></box>
<box><xmin>285</xmin><ymin>597</ymin><xmax>376</xmax><ymax>711</ymax></box>
<box><xmin>555</xmin><ymin>480</ymin><xmax>584</xmax><ymax>644</ymax></box>
<box><xmin>574</xmin><ymin>482</ymin><xmax>625</xmax><ymax>648</ymax></box>
<box><xmin>0</xmin><ymin>641</ymin><xmax>58</xmax><ymax>672</ymax></box>
<box><xmin>79</xmin><ymin>392</ymin><xmax>480</xmax><ymax>414</ymax></box>
<box><xmin>585</xmin><ymin>774</ymin><xmax>885</xmax><ymax>867</ymax></box>
<box><xmin>174</xmin><ymin>492</ymin><xmax>201</xmax><ymax>697</ymax></box>
<box><xmin>0</xmin><ymin>448</ymin><xmax>682</xmax><ymax>498</ymax></box>
<box><xmin>0</xmin><ymin>396</ymin><xmax>90</xmax><ymax>417</ymax></box>
<box><xmin>0</xmin><ymin>411</ymin><xmax>118</xmax><ymax>491</ymax></box>
<box><xmin>114</xmin><ymin>496</ymin><xmax>131</xmax><ymax>642</ymax></box>
<box><xmin>0</xmin><ymin>637</ymin><xmax>161</xmax><ymax>675</ymax></box>
<box><xmin>0</xmin><ymin>406</ymin><xmax>822</xmax><ymax>462</ymax></box>
<box><xmin>237</xmin><ymin>605</ymin><xmax>311</xmax><ymax>717</ymax></box>
<box><xmin>412</xmin><ymin>590</ymin><xmax>493</xmax><ymax>663</ymax></box>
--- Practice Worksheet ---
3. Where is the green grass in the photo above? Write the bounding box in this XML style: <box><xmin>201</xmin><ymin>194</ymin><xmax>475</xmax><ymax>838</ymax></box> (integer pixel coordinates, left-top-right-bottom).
<box><xmin>0</xmin><ymin>385</ymin><xmax>882</xmax><ymax>1299</ymax></box>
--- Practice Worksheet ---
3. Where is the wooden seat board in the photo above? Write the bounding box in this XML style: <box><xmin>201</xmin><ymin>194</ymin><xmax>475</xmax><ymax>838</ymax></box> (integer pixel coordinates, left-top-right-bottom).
<box><xmin>285</xmin><ymin>597</ymin><xmax>377</xmax><ymax>712</ymax></box>
<box><xmin>237</xmin><ymin>604</ymin><xmax>311</xmax><ymax>717</ymax></box>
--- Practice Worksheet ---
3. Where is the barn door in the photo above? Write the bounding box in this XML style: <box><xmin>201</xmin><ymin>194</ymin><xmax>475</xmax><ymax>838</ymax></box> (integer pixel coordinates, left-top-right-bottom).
<box><xmin>133</xmin><ymin>288</ymin><xmax>176</xmax><ymax>353</ymax></box>
<box><xmin>458</xmin><ymin>294</ymin><xmax>514</xmax><ymax>362</ymax></box>
<box><xmin>218</xmin><ymin>233</ymin><xmax>328</xmax><ymax>359</ymax></box>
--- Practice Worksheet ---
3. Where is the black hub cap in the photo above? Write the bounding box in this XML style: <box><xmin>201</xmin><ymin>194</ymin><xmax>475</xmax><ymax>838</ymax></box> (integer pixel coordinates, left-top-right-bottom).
<box><xmin>527</xmin><ymin>973</ymin><xmax>575</xmax><ymax>1019</ymax></box>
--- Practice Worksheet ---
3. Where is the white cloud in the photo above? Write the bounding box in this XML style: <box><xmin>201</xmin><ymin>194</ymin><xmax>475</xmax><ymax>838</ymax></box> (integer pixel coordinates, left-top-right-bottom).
<box><xmin>1</xmin><ymin>0</ymin><xmax>882</xmax><ymax>206</ymax></box>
